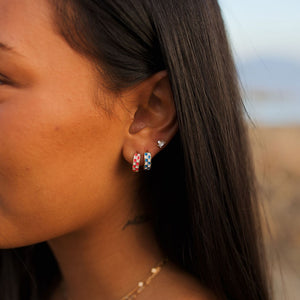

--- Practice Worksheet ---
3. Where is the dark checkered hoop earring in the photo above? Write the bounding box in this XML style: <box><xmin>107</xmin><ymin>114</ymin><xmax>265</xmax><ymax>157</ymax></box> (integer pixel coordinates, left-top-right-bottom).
<box><xmin>143</xmin><ymin>152</ymin><xmax>152</xmax><ymax>171</ymax></box>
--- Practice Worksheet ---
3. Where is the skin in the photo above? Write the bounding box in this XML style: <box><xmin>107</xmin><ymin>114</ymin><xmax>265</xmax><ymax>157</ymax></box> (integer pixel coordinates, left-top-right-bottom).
<box><xmin>0</xmin><ymin>1</ymin><xmax>216</xmax><ymax>299</ymax></box>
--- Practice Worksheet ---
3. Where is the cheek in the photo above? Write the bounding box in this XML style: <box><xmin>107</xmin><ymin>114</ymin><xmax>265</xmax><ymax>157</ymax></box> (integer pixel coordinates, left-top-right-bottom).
<box><xmin>0</xmin><ymin>91</ymin><xmax>121</xmax><ymax>248</ymax></box>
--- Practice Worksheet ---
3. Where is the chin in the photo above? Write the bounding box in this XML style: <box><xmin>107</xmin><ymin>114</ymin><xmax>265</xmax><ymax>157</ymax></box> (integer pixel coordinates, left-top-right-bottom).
<box><xmin>0</xmin><ymin>221</ymin><xmax>49</xmax><ymax>249</ymax></box>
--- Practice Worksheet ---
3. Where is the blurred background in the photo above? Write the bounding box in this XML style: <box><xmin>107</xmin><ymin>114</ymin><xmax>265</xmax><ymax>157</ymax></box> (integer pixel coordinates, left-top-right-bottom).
<box><xmin>219</xmin><ymin>1</ymin><xmax>300</xmax><ymax>299</ymax></box>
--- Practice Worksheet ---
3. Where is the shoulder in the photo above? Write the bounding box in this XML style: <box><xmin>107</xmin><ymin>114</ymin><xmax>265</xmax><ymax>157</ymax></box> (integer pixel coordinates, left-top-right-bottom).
<box><xmin>146</xmin><ymin>260</ymin><xmax>219</xmax><ymax>300</ymax></box>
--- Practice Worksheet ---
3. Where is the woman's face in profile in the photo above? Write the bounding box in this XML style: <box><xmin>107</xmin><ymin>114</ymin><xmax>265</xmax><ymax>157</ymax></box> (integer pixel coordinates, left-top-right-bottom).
<box><xmin>0</xmin><ymin>0</ymin><xmax>131</xmax><ymax>248</ymax></box>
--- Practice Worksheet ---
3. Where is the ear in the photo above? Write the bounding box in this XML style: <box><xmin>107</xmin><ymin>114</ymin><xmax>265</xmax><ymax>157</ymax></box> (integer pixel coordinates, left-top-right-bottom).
<box><xmin>122</xmin><ymin>70</ymin><xmax>178</xmax><ymax>168</ymax></box>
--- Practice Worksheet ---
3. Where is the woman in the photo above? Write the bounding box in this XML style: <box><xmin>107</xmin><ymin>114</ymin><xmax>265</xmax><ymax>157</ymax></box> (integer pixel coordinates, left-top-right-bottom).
<box><xmin>0</xmin><ymin>0</ymin><xmax>271</xmax><ymax>299</ymax></box>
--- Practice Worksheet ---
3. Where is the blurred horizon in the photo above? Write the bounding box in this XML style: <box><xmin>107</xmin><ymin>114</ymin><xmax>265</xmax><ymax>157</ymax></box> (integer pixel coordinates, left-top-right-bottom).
<box><xmin>218</xmin><ymin>0</ymin><xmax>300</xmax><ymax>126</ymax></box>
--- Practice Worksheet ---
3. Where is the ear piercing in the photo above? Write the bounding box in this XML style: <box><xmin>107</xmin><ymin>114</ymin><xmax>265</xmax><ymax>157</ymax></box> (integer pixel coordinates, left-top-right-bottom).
<box><xmin>157</xmin><ymin>140</ymin><xmax>166</xmax><ymax>148</ymax></box>
<box><xmin>132</xmin><ymin>139</ymin><xmax>166</xmax><ymax>172</ymax></box>
<box><xmin>143</xmin><ymin>152</ymin><xmax>151</xmax><ymax>170</ymax></box>
<box><xmin>132</xmin><ymin>152</ymin><xmax>151</xmax><ymax>172</ymax></box>
<box><xmin>132</xmin><ymin>153</ymin><xmax>141</xmax><ymax>172</ymax></box>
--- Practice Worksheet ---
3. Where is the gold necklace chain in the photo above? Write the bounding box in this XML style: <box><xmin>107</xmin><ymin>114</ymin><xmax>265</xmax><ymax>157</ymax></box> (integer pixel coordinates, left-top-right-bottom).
<box><xmin>62</xmin><ymin>257</ymin><xmax>168</xmax><ymax>300</ymax></box>
<box><xmin>121</xmin><ymin>257</ymin><xmax>168</xmax><ymax>300</ymax></box>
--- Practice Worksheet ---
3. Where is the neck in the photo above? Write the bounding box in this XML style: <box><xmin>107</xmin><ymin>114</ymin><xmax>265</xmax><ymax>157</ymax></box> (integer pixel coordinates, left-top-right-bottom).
<box><xmin>47</xmin><ymin>205</ymin><xmax>165</xmax><ymax>300</ymax></box>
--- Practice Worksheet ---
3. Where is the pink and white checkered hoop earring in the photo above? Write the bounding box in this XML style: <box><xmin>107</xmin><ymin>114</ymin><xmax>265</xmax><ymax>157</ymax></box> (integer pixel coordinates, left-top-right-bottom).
<box><xmin>132</xmin><ymin>153</ymin><xmax>141</xmax><ymax>172</ymax></box>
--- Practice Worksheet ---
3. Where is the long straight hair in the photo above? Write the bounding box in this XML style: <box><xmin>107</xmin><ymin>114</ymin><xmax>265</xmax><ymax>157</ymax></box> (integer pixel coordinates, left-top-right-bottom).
<box><xmin>0</xmin><ymin>1</ymin><xmax>272</xmax><ymax>299</ymax></box>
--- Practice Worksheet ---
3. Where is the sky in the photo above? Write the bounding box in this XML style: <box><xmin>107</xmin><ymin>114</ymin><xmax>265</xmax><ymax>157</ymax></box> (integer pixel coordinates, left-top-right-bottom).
<box><xmin>218</xmin><ymin>0</ymin><xmax>300</xmax><ymax>62</ymax></box>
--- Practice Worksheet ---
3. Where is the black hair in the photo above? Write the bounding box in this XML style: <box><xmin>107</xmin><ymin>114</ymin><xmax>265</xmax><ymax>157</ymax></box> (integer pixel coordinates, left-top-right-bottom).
<box><xmin>0</xmin><ymin>1</ymin><xmax>272</xmax><ymax>299</ymax></box>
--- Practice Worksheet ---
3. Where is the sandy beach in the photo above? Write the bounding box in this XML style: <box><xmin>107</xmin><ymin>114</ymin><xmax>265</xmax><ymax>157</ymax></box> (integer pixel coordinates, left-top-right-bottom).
<box><xmin>249</xmin><ymin>126</ymin><xmax>300</xmax><ymax>300</ymax></box>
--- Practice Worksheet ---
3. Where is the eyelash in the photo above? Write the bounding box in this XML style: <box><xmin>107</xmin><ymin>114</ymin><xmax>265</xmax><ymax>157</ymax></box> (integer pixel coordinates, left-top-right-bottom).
<box><xmin>0</xmin><ymin>73</ymin><xmax>18</xmax><ymax>88</ymax></box>
<box><xmin>0</xmin><ymin>77</ymin><xmax>10</xmax><ymax>86</ymax></box>
<box><xmin>0</xmin><ymin>70</ymin><xmax>9</xmax><ymax>80</ymax></box>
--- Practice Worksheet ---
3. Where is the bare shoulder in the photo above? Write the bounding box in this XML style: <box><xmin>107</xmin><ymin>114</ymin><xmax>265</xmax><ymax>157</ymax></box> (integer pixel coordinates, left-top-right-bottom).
<box><xmin>143</xmin><ymin>260</ymin><xmax>219</xmax><ymax>300</ymax></box>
